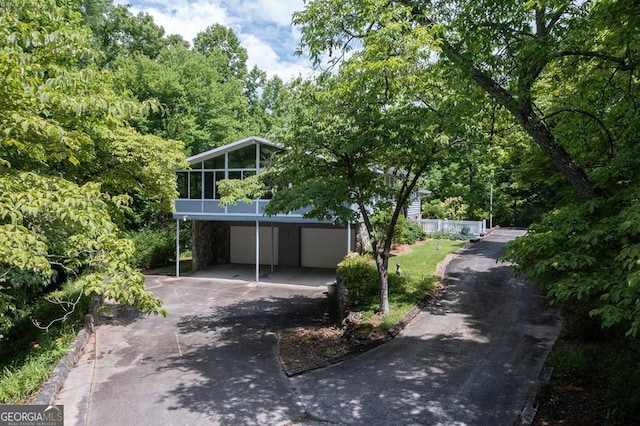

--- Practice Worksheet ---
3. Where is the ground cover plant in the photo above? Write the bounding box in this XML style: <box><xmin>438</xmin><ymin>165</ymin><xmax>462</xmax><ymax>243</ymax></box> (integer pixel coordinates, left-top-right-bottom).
<box><xmin>0</xmin><ymin>282</ymin><xmax>91</xmax><ymax>403</ymax></box>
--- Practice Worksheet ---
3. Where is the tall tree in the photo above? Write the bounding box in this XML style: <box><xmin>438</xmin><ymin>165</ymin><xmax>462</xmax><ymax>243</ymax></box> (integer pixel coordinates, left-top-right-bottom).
<box><xmin>193</xmin><ymin>24</ymin><xmax>248</xmax><ymax>81</ymax></box>
<box><xmin>292</xmin><ymin>0</ymin><xmax>633</xmax><ymax>200</ymax></box>
<box><xmin>294</xmin><ymin>0</ymin><xmax>640</xmax><ymax>334</ymax></box>
<box><xmin>0</xmin><ymin>0</ymin><xmax>185</xmax><ymax>323</ymax></box>
<box><xmin>77</xmin><ymin>0</ymin><xmax>168</xmax><ymax>65</ymax></box>
<box><xmin>113</xmin><ymin>45</ymin><xmax>256</xmax><ymax>155</ymax></box>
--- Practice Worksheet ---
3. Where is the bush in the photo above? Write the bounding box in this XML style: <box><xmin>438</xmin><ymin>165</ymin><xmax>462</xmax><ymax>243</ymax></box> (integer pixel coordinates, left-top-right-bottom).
<box><xmin>450</xmin><ymin>226</ymin><xmax>475</xmax><ymax>240</ymax></box>
<box><xmin>337</xmin><ymin>253</ymin><xmax>379</xmax><ymax>304</ymax></box>
<box><xmin>0</xmin><ymin>281</ymin><xmax>91</xmax><ymax>404</ymax></box>
<box><xmin>129</xmin><ymin>224</ymin><xmax>190</xmax><ymax>269</ymax></box>
<box><xmin>400</xmin><ymin>221</ymin><xmax>426</xmax><ymax>244</ymax></box>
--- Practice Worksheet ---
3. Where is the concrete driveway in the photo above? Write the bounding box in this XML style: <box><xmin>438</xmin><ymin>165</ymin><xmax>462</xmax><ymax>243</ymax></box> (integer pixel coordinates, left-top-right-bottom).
<box><xmin>56</xmin><ymin>273</ymin><xmax>335</xmax><ymax>425</ymax></box>
<box><xmin>55</xmin><ymin>229</ymin><xmax>561</xmax><ymax>425</ymax></box>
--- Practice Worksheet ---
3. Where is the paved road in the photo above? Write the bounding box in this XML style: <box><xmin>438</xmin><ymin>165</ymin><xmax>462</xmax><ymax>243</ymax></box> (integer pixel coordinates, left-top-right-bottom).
<box><xmin>291</xmin><ymin>229</ymin><xmax>562</xmax><ymax>425</ymax></box>
<box><xmin>56</xmin><ymin>228</ymin><xmax>561</xmax><ymax>425</ymax></box>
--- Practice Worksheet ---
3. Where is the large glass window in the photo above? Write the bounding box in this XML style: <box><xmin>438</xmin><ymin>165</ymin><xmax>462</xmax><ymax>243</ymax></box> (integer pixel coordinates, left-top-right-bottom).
<box><xmin>259</xmin><ymin>144</ymin><xmax>280</xmax><ymax>168</ymax></box>
<box><xmin>176</xmin><ymin>172</ymin><xmax>188</xmax><ymax>198</ymax></box>
<box><xmin>204</xmin><ymin>156</ymin><xmax>224</xmax><ymax>169</ymax></box>
<box><xmin>190</xmin><ymin>171</ymin><xmax>202</xmax><ymax>199</ymax></box>
<box><xmin>228</xmin><ymin>145</ymin><xmax>256</xmax><ymax>168</ymax></box>
<box><xmin>204</xmin><ymin>172</ymin><xmax>215</xmax><ymax>199</ymax></box>
<box><xmin>228</xmin><ymin>171</ymin><xmax>242</xmax><ymax>181</ymax></box>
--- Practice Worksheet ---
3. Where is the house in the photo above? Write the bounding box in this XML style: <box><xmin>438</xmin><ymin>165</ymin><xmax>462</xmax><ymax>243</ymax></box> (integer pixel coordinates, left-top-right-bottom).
<box><xmin>173</xmin><ymin>136</ymin><xmax>356</xmax><ymax>280</ymax></box>
<box><xmin>173</xmin><ymin>136</ymin><xmax>423</xmax><ymax>280</ymax></box>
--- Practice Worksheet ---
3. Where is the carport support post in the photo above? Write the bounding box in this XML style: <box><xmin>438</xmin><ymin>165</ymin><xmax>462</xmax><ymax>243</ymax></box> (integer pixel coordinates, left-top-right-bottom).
<box><xmin>347</xmin><ymin>222</ymin><xmax>352</xmax><ymax>253</ymax></box>
<box><xmin>255</xmin><ymin>219</ymin><xmax>260</xmax><ymax>283</ymax></box>
<box><xmin>176</xmin><ymin>219</ymin><xmax>180</xmax><ymax>278</ymax></box>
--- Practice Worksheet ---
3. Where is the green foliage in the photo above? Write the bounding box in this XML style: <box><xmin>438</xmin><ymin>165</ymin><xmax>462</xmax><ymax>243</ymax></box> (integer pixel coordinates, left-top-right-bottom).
<box><xmin>504</xmin><ymin>187</ymin><xmax>640</xmax><ymax>337</ymax></box>
<box><xmin>0</xmin><ymin>281</ymin><xmax>90</xmax><ymax>403</ymax></box>
<box><xmin>545</xmin><ymin>338</ymin><xmax>640</xmax><ymax>422</ymax></box>
<box><xmin>338</xmin><ymin>240</ymin><xmax>463</xmax><ymax>311</ymax></box>
<box><xmin>129</xmin><ymin>224</ymin><xmax>191</xmax><ymax>269</ymax></box>
<box><xmin>371</xmin><ymin>211</ymin><xmax>405</xmax><ymax>245</ymax></box>
<box><xmin>400</xmin><ymin>221</ymin><xmax>426</xmax><ymax>245</ymax></box>
<box><xmin>0</xmin><ymin>0</ymin><xmax>186</xmax><ymax>320</ymax></box>
<box><xmin>606</xmin><ymin>349</ymin><xmax>640</xmax><ymax>419</ymax></box>
<box><xmin>450</xmin><ymin>226</ymin><xmax>475</xmax><ymax>241</ymax></box>
<box><xmin>422</xmin><ymin>197</ymin><xmax>469</xmax><ymax>220</ymax></box>
<box><xmin>0</xmin><ymin>172</ymin><xmax>165</xmax><ymax>325</ymax></box>
<box><xmin>337</xmin><ymin>253</ymin><xmax>379</xmax><ymax>303</ymax></box>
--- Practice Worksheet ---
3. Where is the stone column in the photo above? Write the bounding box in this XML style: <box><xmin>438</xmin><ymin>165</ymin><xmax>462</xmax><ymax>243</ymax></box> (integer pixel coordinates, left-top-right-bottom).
<box><xmin>191</xmin><ymin>221</ymin><xmax>229</xmax><ymax>272</ymax></box>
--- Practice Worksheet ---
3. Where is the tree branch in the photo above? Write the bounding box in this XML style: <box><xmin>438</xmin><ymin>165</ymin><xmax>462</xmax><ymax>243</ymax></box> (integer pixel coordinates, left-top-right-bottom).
<box><xmin>541</xmin><ymin>108</ymin><xmax>615</xmax><ymax>159</ymax></box>
<box><xmin>556</xmin><ymin>50</ymin><xmax>635</xmax><ymax>71</ymax></box>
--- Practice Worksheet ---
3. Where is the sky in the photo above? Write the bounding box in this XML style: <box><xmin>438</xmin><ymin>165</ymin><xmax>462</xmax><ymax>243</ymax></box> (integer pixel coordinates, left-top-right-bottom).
<box><xmin>114</xmin><ymin>0</ymin><xmax>315</xmax><ymax>81</ymax></box>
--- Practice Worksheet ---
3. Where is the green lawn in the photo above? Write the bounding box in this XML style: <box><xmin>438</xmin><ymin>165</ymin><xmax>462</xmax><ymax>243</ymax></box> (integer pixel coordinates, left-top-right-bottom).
<box><xmin>356</xmin><ymin>239</ymin><xmax>466</xmax><ymax>328</ymax></box>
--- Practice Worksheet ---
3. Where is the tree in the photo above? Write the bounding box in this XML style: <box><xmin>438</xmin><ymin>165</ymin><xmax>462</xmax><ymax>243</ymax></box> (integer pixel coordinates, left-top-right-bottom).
<box><xmin>113</xmin><ymin>42</ymin><xmax>260</xmax><ymax>155</ymax></box>
<box><xmin>294</xmin><ymin>0</ymin><xmax>640</xmax><ymax>334</ymax></box>
<box><xmin>292</xmin><ymin>0</ymin><xmax>625</xmax><ymax>200</ymax></box>
<box><xmin>193</xmin><ymin>24</ymin><xmax>248</xmax><ymax>81</ymax></box>
<box><xmin>77</xmin><ymin>0</ymin><xmax>168</xmax><ymax>65</ymax></box>
<box><xmin>0</xmin><ymin>0</ymin><xmax>185</xmax><ymax>323</ymax></box>
<box><xmin>223</xmin><ymin>38</ymin><xmax>473</xmax><ymax>313</ymax></box>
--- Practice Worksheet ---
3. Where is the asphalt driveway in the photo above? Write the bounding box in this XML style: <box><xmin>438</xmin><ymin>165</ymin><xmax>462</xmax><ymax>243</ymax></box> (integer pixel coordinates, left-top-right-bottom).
<box><xmin>291</xmin><ymin>229</ymin><xmax>562</xmax><ymax>424</ymax></box>
<box><xmin>55</xmin><ymin>229</ymin><xmax>561</xmax><ymax>425</ymax></box>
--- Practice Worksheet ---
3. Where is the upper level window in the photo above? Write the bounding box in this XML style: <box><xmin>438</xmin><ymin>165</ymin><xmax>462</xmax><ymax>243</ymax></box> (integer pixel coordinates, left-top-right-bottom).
<box><xmin>176</xmin><ymin>142</ymin><xmax>281</xmax><ymax>200</ymax></box>
<box><xmin>228</xmin><ymin>145</ymin><xmax>256</xmax><ymax>169</ymax></box>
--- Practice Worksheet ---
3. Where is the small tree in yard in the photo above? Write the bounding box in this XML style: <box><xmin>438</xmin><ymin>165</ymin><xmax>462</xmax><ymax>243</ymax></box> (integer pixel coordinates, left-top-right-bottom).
<box><xmin>269</xmin><ymin>78</ymin><xmax>436</xmax><ymax>315</ymax></box>
<box><xmin>221</xmin><ymin>57</ymin><xmax>472</xmax><ymax>314</ymax></box>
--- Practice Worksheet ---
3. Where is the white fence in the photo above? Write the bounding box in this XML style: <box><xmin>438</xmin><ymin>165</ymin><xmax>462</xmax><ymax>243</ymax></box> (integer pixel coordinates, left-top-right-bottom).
<box><xmin>410</xmin><ymin>219</ymin><xmax>486</xmax><ymax>236</ymax></box>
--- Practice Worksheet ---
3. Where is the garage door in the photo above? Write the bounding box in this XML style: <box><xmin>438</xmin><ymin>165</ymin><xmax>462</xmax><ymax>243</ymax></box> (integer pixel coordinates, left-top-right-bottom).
<box><xmin>230</xmin><ymin>226</ymin><xmax>279</xmax><ymax>265</ymax></box>
<box><xmin>300</xmin><ymin>228</ymin><xmax>349</xmax><ymax>268</ymax></box>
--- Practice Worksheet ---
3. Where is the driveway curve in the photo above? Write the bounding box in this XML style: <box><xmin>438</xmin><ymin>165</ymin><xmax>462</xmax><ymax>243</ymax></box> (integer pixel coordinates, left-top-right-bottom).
<box><xmin>291</xmin><ymin>228</ymin><xmax>562</xmax><ymax>425</ymax></box>
<box><xmin>55</xmin><ymin>228</ymin><xmax>561</xmax><ymax>425</ymax></box>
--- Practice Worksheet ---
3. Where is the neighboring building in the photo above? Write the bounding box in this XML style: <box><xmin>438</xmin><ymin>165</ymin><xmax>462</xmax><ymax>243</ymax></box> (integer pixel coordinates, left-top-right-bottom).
<box><xmin>173</xmin><ymin>136</ymin><xmax>423</xmax><ymax>280</ymax></box>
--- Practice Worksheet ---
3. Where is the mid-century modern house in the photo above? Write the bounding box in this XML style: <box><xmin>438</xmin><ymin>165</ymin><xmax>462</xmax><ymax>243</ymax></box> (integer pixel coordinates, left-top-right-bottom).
<box><xmin>173</xmin><ymin>136</ymin><xmax>422</xmax><ymax>281</ymax></box>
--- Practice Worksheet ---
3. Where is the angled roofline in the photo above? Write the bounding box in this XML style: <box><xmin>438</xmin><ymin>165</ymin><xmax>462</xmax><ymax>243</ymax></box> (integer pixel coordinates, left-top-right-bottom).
<box><xmin>186</xmin><ymin>136</ymin><xmax>282</xmax><ymax>165</ymax></box>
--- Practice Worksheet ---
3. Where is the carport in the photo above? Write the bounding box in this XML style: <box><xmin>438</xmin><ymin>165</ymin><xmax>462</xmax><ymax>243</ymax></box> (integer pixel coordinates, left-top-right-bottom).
<box><xmin>175</xmin><ymin>216</ymin><xmax>355</xmax><ymax>282</ymax></box>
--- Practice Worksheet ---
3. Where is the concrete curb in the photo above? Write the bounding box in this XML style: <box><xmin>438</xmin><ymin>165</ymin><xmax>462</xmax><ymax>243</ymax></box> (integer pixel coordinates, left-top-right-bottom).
<box><xmin>516</xmin><ymin>366</ymin><xmax>554</xmax><ymax>425</ymax></box>
<box><xmin>34</xmin><ymin>297</ymin><xmax>101</xmax><ymax>405</ymax></box>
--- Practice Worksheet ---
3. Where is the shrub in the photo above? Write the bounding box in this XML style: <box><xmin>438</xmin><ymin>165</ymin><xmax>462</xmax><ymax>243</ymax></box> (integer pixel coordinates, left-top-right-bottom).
<box><xmin>400</xmin><ymin>221</ymin><xmax>426</xmax><ymax>244</ymax></box>
<box><xmin>337</xmin><ymin>253</ymin><xmax>379</xmax><ymax>304</ymax></box>
<box><xmin>450</xmin><ymin>226</ymin><xmax>475</xmax><ymax>240</ymax></box>
<box><xmin>129</xmin><ymin>224</ymin><xmax>190</xmax><ymax>269</ymax></box>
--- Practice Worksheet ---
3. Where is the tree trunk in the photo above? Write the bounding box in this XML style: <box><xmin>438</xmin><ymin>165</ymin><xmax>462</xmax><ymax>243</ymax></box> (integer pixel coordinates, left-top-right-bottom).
<box><xmin>375</xmin><ymin>250</ymin><xmax>390</xmax><ymax>314</ymax></box>
<box><xmin>401</xmin><ymin>3</ymin><xmax>599</xmax><ymax>200</ymax></box>
<box><xmin>465</xmin><ymin>66</ymin><xmax>598</xmax><ymax>200</ymax></box>
<box><xmin>512</xmin><ymin>106</ymin><xmax>598</xmax><ymax>200</ymax></box>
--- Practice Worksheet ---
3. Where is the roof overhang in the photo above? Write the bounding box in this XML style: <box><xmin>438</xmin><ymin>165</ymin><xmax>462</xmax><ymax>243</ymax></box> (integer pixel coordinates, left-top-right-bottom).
<box><xmin>186</xmin><ymin>136</ymin><xmax>282</xmax><ymax>165</ymax></box>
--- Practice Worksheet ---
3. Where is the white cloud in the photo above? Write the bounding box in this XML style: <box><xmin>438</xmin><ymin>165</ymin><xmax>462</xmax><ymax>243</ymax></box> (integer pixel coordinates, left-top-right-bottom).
<box><xmin>238</xmin><ymin>0</ymin><xmax>305</xmax><ymax>26</ymax></box>
<box><xmin>124</xmin><ymin>0</ymin><xmax>233</xmax><ymax>43</ymax></box>
<box><xmin>241</xmin><ymin>33</ymin><xmax>314</xmax><ymax>81</ymax></box>
<box><xmin>113</xmin><ymin>0</ymin><xmax>315</xmax><ymax>81</ymax></box>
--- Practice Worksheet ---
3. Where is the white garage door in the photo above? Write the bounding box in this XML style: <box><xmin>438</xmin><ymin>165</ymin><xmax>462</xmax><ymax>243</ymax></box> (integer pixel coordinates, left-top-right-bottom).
<box><xmin>301</xmin><ymin>228</ymin><xmax>349</xmax><ymax>268</ymax></box>
<box><xmin>230</xmin><ymin>226</ymin><xmax>279</xmax><ymax>265</ymax></box>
